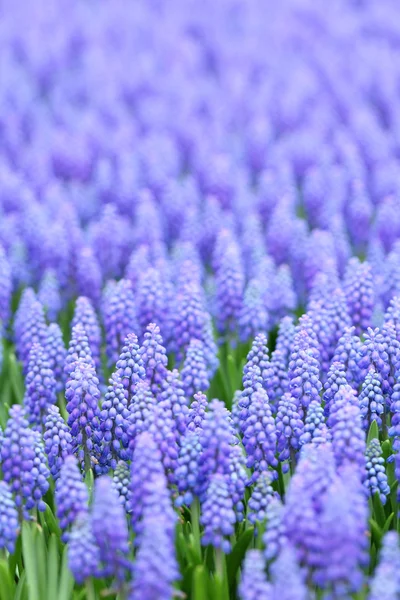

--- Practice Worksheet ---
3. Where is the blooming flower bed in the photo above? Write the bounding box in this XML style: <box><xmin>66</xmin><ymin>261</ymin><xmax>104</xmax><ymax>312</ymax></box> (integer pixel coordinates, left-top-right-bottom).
<box><xmin>1</xmin><ymin>0</ymin><xmax>400</xmax><ymax>598</ymax></box>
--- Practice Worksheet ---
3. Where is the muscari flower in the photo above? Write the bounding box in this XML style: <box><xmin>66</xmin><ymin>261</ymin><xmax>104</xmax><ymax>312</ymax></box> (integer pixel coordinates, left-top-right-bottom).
<box><xmin>343</xmin><ymin>257</ymin><xmax>374</xmax><ymax>336</ymax></box>
<box><xmin>239</xmin><ymin>549</ymin><xmax>271</xmax><ymax>600</ymax></box>
<box><xmin>198</xmin><ymin>399</ymin><xmax>237</xmax><ymax>498</ymax></box>
<box><xmin>369</xmin><ymin>531</ymin><xmax>400</xmax><ymax>600</ymax></box>
<box><xmin>136</xmin><ymin>267</ymin><xmax>170</xmax><ymax>339</ymax></box>
<box><xmin>332</xmin><ymin>326</ymin><xmax>363</xmax><ymax>388</ymax></box>
<box><xmin>38</xmin><ymin>268</ymin><xmax>62</xmax><ymax>321</ymax></box>
<box><xmin>382</xmin><ymin>319</ymin><xmax>400</xmax><ymax>397</ymax></box>
<box><xmin>148</xmin><ymin>404</ymin><xmax>179</xmax><ymax>484</ymax></box>
<box><xmin>99</xmin><ymin>372</ymin><xmax>131</xmax><ymax>470</ymax></box>
<box><xmin>201</xmin><ymin>472</ymin><xmax>236</xmax><ymax>553</ymax></box>
<box><xmin>140</xmin><ymin>323</ymin><xmax>168</xmax><ymax>395</ymax></box>
<box><xmin>125</xmin><ymin>245</ymin><xmax>151</xmax><ymax>291</ymax></box>
<box><xmin>271</xmin><ymin>544</ymin><xmax>308</xmax><ymax>600</ymax></box>
<box><xmin>385</xmin><ymin>296</ymin><xmax>400</xmax><ymax>341</ymax></box>
<box><xmin>72</xmin><ymin>296</ymin><xmax>102</xmax><ymax>373</ymax></box>
<box><xmin>44</xmin><ymin>405</ymin><xmax>73</xmax><ymax>480</ymax></box>
<box><xmin>103</xmin><ymin>278</ymin><xmax>137</xmax><ymax>366</ymax></box>
<box><xmin>331</xmin><ymin>399</ymin><xmax>366</xmax><ymax>478</ymax></box>
<box><xmin>359</xmin><ymin>369</ymin><xmax>385</xmax><ymax>430</ymax></box>
<box><xmin>365</xmin><ymin>438</ymin><xmax>390</xmax><ymax>504</ymax></box>
<box><xmin>275</xmin><ymin>392</ymin><xmax>304</xmax><ymax>467</ymax></box>
<box><xmin>45</xmin><ymin>323</ymin><xmax>67</xmax><ymax>392</ymax></box>
<box><xmin>130</xmin><ymin>513</ymin><xmax>179</xmax><ymax>600</ymax></box>
<box><xmin>238</xmin><ymin>277</ymin><xmax>269</xmax><ymax>343</ymax></box>
<box><xmin>127</xmin><ymin>381</ymin><xmax>157</xmax><ymax>452</ymax></box>
<box><xmin>89</xmin><ymin>204</ymin><xmax>128</xmax><ymax>280</ymax></box>
<box><xmin>173</xmin><ymin>282</ymin><xmax>218</xmax><ymax>374</ymax></box>
<box><xmin>243</xmin><ymin>334</ymin><xmax>278</xmax><ymax>404</ymax></box>
<box><xmin>64</xmin><ymin>323</ymin><xmax>95</xmax><ymax>382</ymax></box>
<box><xmin>112</xmin><ymin>461</ymin><xmax>131</xmax><ymax>513</ymax></box>
<box><xmin>269</xmin><ymin>264</ymin><xmax>296</xmax><ymax>323</ymax></box>
<box><xmin>56</xmin><ymin>455</ymin><xmax>89</xmax><ymax>542</ymax></box>
<box><xmin>116</xmin><ymin>333</ymin><xmax>146</xmax><ymax>402</ymax></box>
<box><xmin>75</xmin><ymin>246</ymin><xmax>102</xmax><ymax>306</ymax></box>
<box><xmin>228</xmin><ymin>443</ymin><xmax>247</xmax><ymax>523</ymax></box>
<box><xmin>283</xmin><ymin>442</ymin><xmax>336</xmax><ymax>569</ymax></box>
<box><xmin>129</xmin><ymin>432</ymin><xmax>176</xmax><ymax>542</ymax></box>
<box><xmin>181</xmin><ymin>338</ymin><xmax>210</xmax><ymax>398</ymax></box>
<box><xmin>1</xmin><ymin>405</ymin><xmax>49</xmax><ymax>515</ymax></box>
<box><xmin>92</xmin><ymin>476</ymin><xmax>130</xmax><ymax>581</ymax></box>
<box><xmin>14</xmin><ymin>288</ymin><xmax>36</xmax><ymax>354</ymax></box>
<box><xmin>175</xmin><ymin>431</ymin><xmax>202</xmax><ymax>507</ymax></box>
<box><xmin>389</xmin><ymin>369</ymin><xmax>400</xmax><ymax>452</ymax></box>
<box><xmin>214</xmin><ymin>237</ymin><xmax>245</xmax><ymax>338</ymax></box>
<box><xmin>270</xmin><ymin>348</ymin><xmax>290</xmax><ymax>401</ymax></box>
<box><xmin>23</xmin><ymin>343</ymin><xmax>57</xmax><ymax>430</ymax></box>
<box><xmin>0</xmin><ymin>481</ymin><xmax>19</xmax><ymax>553</ymax></box>
<box><xmin>187</xmin><ymin>391</ymin><xmax>208</xmax><ymax>433</ymax></box>
<box><xmin>68</xmin><ymin>513</ymin><xmax>101</xmax><ymax>584</ymax></box>
<box><xmin>0</xmin><ymin>243</ymin><xmax>12</xmax><ymax>330</ymax></box>
<box><xmin>357</xmin><ymin>327</ymin><xmax>390</xmax><ymax>395</ymax></box>
<box><xmin>288</xmin><ymin>326</ymin><xmax>322</xmax><ymax>410</ymax></box>
<box><xmin>247</xmin><ymin>471</ymin><xmax>276</xmax><ymax>525</ymax></box>
<box><xmin>263</xmin><ymin>496</ymin><xmax>287</xmax><ymax>562</ymax></box>
<box><xmin>323</xmin><ymin>361</ymin><xmax>349</xmax><ymax>417</ymax></box>
<box><xmin>18</xmin><ymin>299</ymin><xmax>48</xmax><ymax>373</ymax></box>
<box><xmin>313</xmin><ymin>466</ymin><xmax>368</xmax><ymax>596</ymax></box>
<box><xmin>65</xmin><ymin>358</ymin><xmax>101</xmax><ymax>471</ymax></box>
<box><xmin>239</xmin><ymin>367</ymin><xmax>264</xmax><ymax>433</ymax></box>
<box><xmin>299</xmin><ymin>399</ymin><xmax>329</xmax><ymax>446</ymax></box>
<box><xmin>241</xmin><ymin>387</ymin><xmax>277</xmax><ymax>482</ymax></box>
<box><xmin>307</xmin><ymin>299</ymin><xmax>335</xmax><ymax>374</ymax></box>
<box><xmin>327</xmin><ymin>383</ymin><xmax>359</xmax><ymax>428</ymax></box>
<box><xmin>157</xmin><ymin>369</ymin><xmax>189</xmax><ymax>437</ymax></box>
<box><xmin>275</xmin><ymin>316</ymin><xmax>295</xmax><ymax>367</ymax></box>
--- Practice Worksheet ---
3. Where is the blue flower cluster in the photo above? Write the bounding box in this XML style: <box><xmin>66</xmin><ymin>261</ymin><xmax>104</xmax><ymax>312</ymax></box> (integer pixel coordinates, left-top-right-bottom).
<box><xmin>2</xmin><ymin>0</ymin><xmax>400</xmax><ymax>597</ymax></box>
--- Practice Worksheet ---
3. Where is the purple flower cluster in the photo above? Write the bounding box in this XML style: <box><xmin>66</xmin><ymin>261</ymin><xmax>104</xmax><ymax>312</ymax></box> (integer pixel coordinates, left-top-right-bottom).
<box><xmin>3</xmin><ymin>0</ymin><xmax>400</xmax><ymax>596</ymax></box>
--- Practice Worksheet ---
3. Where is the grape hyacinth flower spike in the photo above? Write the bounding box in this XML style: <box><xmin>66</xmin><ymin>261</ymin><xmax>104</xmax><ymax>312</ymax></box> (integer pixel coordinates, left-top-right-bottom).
<box><xmin>65</xmin><ymin>357</ymin><xmax>101</xmax><ymax>472</ymax></box>
<box><xmin>23</xmin><ymin>342</ymin><xmax>57</xmax><ymax>430</ymax></box>
<box><xmin>44</xmin><ymin>406</ymin><xmax>73</xmax><ymax>480</ymax></box>
<box><xmin>56</xmin><ymin>455</ymin><xmax>89</xmax><ymax>542</ymax></box>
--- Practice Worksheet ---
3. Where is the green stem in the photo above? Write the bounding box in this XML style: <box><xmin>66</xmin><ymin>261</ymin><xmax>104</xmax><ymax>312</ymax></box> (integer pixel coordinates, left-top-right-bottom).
<box><xmin>191</xmin><ymin>498</ymin><xmax>202</xmax><ymax>562</ymax></box>
<box><xmin>289</xmin><ymin>447</ymin><xmax>297</xmax><ymax>475</ymax></box>
<box><xmin>85</xmin><ymin>579</ymin><xmax>96</xmax><ymax>600</ymax></box>
<box><xmin>277</xmin><ymin>462</ymin><xmax>285</xmax><ymax>499</ymax></box>
<box><xmin>214</xmin><ymin>549</ymin><xmax>229</xmax><ymax>600</ymax></box>
<box><xmin>215</xmin><ymin>548</ymin><xmax>224</xmax><ymax>581</ymax></box>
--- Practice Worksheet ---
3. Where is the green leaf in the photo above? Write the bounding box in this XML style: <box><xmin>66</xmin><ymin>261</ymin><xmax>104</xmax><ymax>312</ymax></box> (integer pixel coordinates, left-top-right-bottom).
<box><xmin>57</xmin><ymin>546</ymin><xmax>74</xmax><ymax>600</ymax></box>
<box><xmin>34</xmin><ymin>525</ymin><xmax>48</xmax><ymax>600</ymax></box>
<box><xmin>85</xmin><ymin>469</ymin><xmax>95</xmax><ymax>496</ymax></box>
<box><xmin>0</xmin><ymin>559</ymin><xmax>14</xmax><ymax>600</ymax></box>
<box><xmin>22</xmin><ymin>523</ymin><xmax>40</xmax><ymax>600</ymax></box>
<box><xmin>190</xmin><ymin>498</ymin><xmax>202</xmax><ymax>564</ymax></box>
<box><xmin>381</xmin><ymin>439</ymin><xmax>393</xmax><ymax>460</ymax></box>
<box><xmin>42</xmin><ymin>504</ymin><xmax>62</xmax><ymax>539</ymax></box>
<box><xmin>382</xmin><ymin>513</ymin><xmax>394</xmax><ymax>535</ymax></box>
<box><xmin>367</xmin><ymin>420</ymin><xmax>379</xmax><ymax>444</ymax></box>
<box><xmin>14</xmin><ymin>572</ymin><xmax>28</xmax><ymax>600</ymax></box>
<box><xmin>211</xmin><ymin>549</ymin><xmax>230</xmax><ymax>600</ymax></box>
<box><xmin>372</xmin><ymin>492</ymin><xmax>386</xmax><ymax>529</ymax></box>
<box><xmin>8</xmin><ymin>533</ymin><xmax>22</xmax><ymax>582</ymax></box>
<box><xmin>369</xmin><ymin>518</ymin><xmax>382</xmax><ymax>547</ymax></box>
<box><xmin>226</xmin><ymin>527</ymin><xmax>254</xmax><ymax>588</ymax></box>
<box><xmin>47</xmin><ymin>535</ymin><xmax>59</xmax><ymax>600</ymax></box>
<box><xmin>8</xmin><ymin>351</ymin><xmax>24</xmax><ymax>404</ymax></box>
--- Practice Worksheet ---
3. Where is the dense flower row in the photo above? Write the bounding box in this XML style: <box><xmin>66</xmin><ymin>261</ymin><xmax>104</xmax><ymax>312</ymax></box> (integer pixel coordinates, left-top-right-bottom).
<box><xmin>2</xmin><ymin>0</ymin><xmax>400</xmax><ymax>598</ymax></box>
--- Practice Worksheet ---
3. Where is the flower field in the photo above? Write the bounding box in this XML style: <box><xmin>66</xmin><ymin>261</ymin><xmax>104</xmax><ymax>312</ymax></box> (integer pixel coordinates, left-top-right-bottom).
<box><xmin>1</xmin><ymin>0</ymin><xmax>400</xmax><ymax>598</ymax></box>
